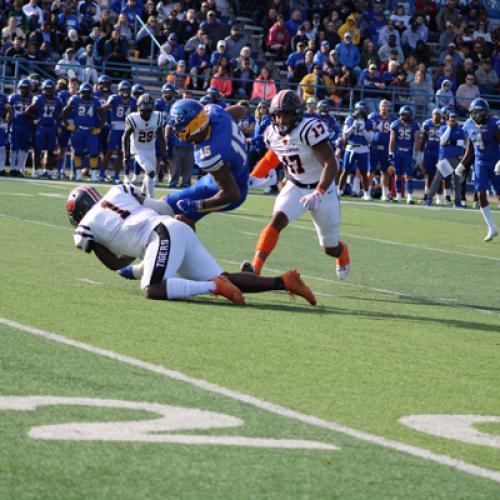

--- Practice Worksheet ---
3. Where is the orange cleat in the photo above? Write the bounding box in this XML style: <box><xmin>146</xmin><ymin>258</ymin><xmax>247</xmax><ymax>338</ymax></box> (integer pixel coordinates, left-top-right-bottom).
<box><xmin>211</xmin><ymin>276</ymin><xmax>246</xmax><ymax>306</ymax></box>
<box><xmin>281</xmin><ymin>269</ymin><xmax>317</xmax><ymax>306</ymax></box>
<box><xmin>336</xmin><ymin>241</ymin><xmax>350</xmax><ymax>281</ymax></box>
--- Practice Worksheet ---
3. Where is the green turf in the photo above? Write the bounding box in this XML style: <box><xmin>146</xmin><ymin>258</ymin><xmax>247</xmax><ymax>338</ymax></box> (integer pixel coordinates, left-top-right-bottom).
<box><xmin>1</xmin><ymin>178</ymin><xmax>500</xmax><ymax>498</ymax></box>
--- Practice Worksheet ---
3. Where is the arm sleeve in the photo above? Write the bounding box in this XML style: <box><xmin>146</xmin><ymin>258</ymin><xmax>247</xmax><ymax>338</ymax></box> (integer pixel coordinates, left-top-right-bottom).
<box><xmin>439</xmin><ymin>125</ymin><xmax>451</xmax><ymax>145</ymax></box>
<box><xmin>250</xmin><ymin>149</ymin><xmax>280</xmax><ymax>178</ymax></box>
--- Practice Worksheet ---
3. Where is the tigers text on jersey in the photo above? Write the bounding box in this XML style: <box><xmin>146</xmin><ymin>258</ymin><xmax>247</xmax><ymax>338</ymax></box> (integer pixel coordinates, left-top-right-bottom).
<box><xmin>264</xmin><ymin>117</ymin><xmax>330</xmax><ymax>185</ymax></box>
<box><xmin>125</xmin><ymin>111</ymin><xmax>163</xmax><ymax>153</ymax></box>
<box><xmin>74</xmin><ymin>184</ymin><xmax>165</xmax><ymax>259</ymax></box>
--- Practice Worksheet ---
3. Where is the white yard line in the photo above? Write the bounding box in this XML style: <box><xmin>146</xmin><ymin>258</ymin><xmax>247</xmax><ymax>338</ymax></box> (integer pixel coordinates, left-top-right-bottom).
<box><xmin>0</xmin><ymin>213</ymin><xmax>68</xmax><ymax>230</ymax></box>
<box><xmin>216</xmin><ymin>212</ymin><xmax>500</xmax><ymax>263</ymax></box>
<box><xmin>74</xmin><ymin>278</ymin><xmax>103</xmax><ymax>285</ymax></box>
<box><xmin>0</xmin><ymin>191</ymin><xmax>34</xmax><ymax>197</ymax></box>
<box><xmin>1</xmin><ymin>317</ymin><xmax>499</xmax><ymax>484</ymax></box>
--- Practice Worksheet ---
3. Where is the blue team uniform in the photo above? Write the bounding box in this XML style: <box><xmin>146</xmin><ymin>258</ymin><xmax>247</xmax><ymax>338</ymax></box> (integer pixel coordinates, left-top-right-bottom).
<box><xmin>250</xmin><ymin>114</ymin><xmax>271</xmax><ymax>154</ymax></box>
<box><xmin>304</xmin><ymin>111</ymin><xmax>321</xmax><ymax>120</ymax></box>
<box><xmin>321</xmin><ymin>115</ymin><xmax>341</xmax><ymax>151</ymax></box>
<box><xmin>421</xmin><ymin>119</ymin><xmax>441</xmax><ymax>175</ymax></box>
<box><xmin>0</xmin><ymin>93</ymin><xmax>8</xmax><ymax>148</ymax></box>
<box><xmin>9</xmin><ymin>93</ymin><xmax>33</xmax><ymax>151</ymax></box>
<box><xmin>106</xmin><ymin>94</ymin><xmax>137</xmax><ymax>150</ymax></box>
<box><xmin>32</xmin><ymin>95</ymin><xmax>63</xmax><ymax>151</ymax></box>
<box><xmin>390</xmin><ymin>119</ymin><xmax>419</xmax><ymax>176</ymax></box>
<box><xmin>155</xmin><ymin>98</ymin><xmax>175</xmax><ymax>157</ymax></box>
<box><xmin>463</xmin><ymin>116</ymin><xmax>500</xmax><ymax>193</ymax></box>
<box><xmin>343</xmin><ymin>114</ymin><xmax>374</xmax><ymax>174</ymax></box>
<box><xmin>58</xmin><ymin>90</ymin><xmax>76</xmax><ymax>148</ymax></box>
<box><xmin>166</xmin><ymin>104</ymin><xmax>249</xmax><ymax>221</ymax></box>
<box><xmin>438</xmin><ymin>123</ymin><xmax>465</xmax><ymax>161</ymax></box>
<box><xmin>94</xmin><ymin>89</ymin><xmax>112</xmax><ymax>154</ymax></box>
<box><xmin>369</xmin><ymin>112</ymin><xmax>396</xmax><ymax>173</ymax></box>
<box><xmin>68</xmin><ymin>95</ymin><xmax>102</xmax><ymax>156</ymax></box>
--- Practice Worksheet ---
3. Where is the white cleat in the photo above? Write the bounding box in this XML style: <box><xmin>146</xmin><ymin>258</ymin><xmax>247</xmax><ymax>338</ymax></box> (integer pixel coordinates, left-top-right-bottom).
<box><xmin>362</xmin><ymin>193</ymin><xmax>372</xmax><ymax>201</ymax></box>
<box><xmin>484</xmin><ymin>228</ymin><xmax>498</xmax><ymax>242</ymax></box>
<box><xmin>336</xmin><ymin>264</ymin><xmax>350</xmax><ymax>280</ymax></box>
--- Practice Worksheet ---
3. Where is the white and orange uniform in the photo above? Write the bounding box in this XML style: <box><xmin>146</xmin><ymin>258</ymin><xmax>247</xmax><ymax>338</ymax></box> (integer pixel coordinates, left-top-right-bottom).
<box><xmin>73</xmin><ymin>185</ymin><xmax>223</xmax><ymax>290</ymax></box>
<box><xmin>263</xmin><ymin>117</ymin><xmax>341</xmax><ymax>247</ymax></box>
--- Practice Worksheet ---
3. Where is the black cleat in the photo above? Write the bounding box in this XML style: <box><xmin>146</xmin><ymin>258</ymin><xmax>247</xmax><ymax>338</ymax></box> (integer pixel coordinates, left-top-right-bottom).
<box><xmin>240</xmin><ymin>260</ymin><xmax>255</xmax><ymax>273</ymax></box>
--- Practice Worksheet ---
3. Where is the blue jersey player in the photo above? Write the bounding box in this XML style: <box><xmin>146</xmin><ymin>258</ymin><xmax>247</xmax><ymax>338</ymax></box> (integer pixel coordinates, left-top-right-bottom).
<box><xmin>0</xmin><ymin>91</ymin><xmax>8</xmax><ymax>176</ymax></box>
<box><xmin>389</xmin><ymin>105</ymin><xmax>420</xmax><ymax>204</ymax></box>
<box><xmin>94</xmin><ymin>75</ymin><xmax>113</xmax><ymax>180</ymax></box>
<box><xmin>155</xmin><ymin>84</ymin><xmax>177</xmax><ymax>186</ymax></box>
<box><xmin>99</xmin><ymin>80</ymin><xmax>137</xmax><ymax>183</ymax></box>
<box><xmin>340</xmin><ymin>101</ymin><xmax>374</xmax><ymax>200</ymax></box>
<box><xmin>368</xmin><ymin>99</ymin><xmax>396</xmax><ymax>201</ymax></box>
<box><xmin>7</xmin><ymin>79</ymin><xmax>33</xmax><ymax>176</ymax></box>
<box><xmin>166</xmin><ymin>99</ymin><xmax>249</xmax><ymax>228</ymax></box>
<box><xmin>25</xmin><ymin>80</ymin><xmax>63</xmax><ymax>178</ymax></box>
<box><xmin>420</xmin><ymin>108</ymin><xmax>443</xmax><ymax>203</ymax></box>
<box><xmin>459</xmin><ymin>99</ymin><xmax>500</xmax><ymax>241</ymax></box>
<box><xmin>61</xmin><ymin>83</ymin><xmax>104</xmax><ymax>182</ymax></box>
<box><xmin>57</xmin><ymin>77</ymin><xmax>79</xmax><ymax>179</ymax></box>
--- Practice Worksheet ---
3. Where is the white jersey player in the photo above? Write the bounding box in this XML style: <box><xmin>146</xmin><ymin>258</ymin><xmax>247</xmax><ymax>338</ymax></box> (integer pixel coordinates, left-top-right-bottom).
<box><xmin>240</xmin><ymin>89</ymin><xmax>350</xmax><ymax>280</ymax></box>
<box><xmin>122</xmin><ymin>93</ymin><xmax>166</xmax><ymax>197</ymax></box>
<box><xmin>66</xmin><ymin>184</ymin><xmax>317</xmax><ymax>305</ymax></box>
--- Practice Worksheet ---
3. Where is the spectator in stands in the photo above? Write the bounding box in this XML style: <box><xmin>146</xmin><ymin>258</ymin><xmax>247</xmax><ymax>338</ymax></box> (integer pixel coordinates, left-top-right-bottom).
<box><xmin>456</xmin><ymin>57</ymin><xmax>475</xmax><ymax>85</ymax></box>
<box><xmin>291</xmin><ymin>25</ymin><xmax>308</xmax><ymax>51</ymax></box>
<box><xmin>78</xmin><ymin>44</ymin><xmax>100</xmax><ymax>84</ymax></box>
<box><xmin>403</xmin><ymin>54</ymin><xmax>419</xmax><ymax>82</ymax></box>
<box><xmin>251</xmin><ymin>66</ymin><xmax>277</xmax><ymax>103</ymax></box>
<box><xmin>360</xmin><ymin>40</ymin><xmax>380</xmax><ymax>69</ymax></box>
<box><xmin>286</xmin><ymin>40</ymin><xmax>306</xmax><ymax>78</ymax></box>
<box><xmin>79</xmin><ymin>0</ymin><xmax>100</xmax><ymax>36</ymax></box>
<box><xmin>435</xmin><ymin>64</ymin><xmax>457</xmax><ymax>92</ymax></box>
<box><xmin>23</xmin><ymin>0</ymin><xmax>44</xmax><ymax>26</ymax></box>
<box><xmin>473</xmin><ymin>20</ymin><xmax>492</xmax><ymax>45</ymax></box>
<box><xmin>435</xmin><ymin>79</ymin><xmax>455</xmax><ymax>108</ymax></box>
<box><xmin>368</xmin><ymin>10</ymin><xmax>387</xmax><ymax>47</ymax></box>
<box><xmin>114</xmin><ymin>13</ymin><xmax>133</xmax><ymax>43</ymax></box>
<box><xmin>455</xmin><ymin>74</ymin><xmax>480</xmax><ymax>115</ymax></box>
<box><xmin>413</xmin><ymin>39</ymin><xmax>431</xmax><ymax>66</ymax></box>
<box><xmin>248</xmin><ymin>100</ymin><xmax>271</xmax><ymax>168</ymax></box>
<box><xmin>262</xmin><ymin>8</ymin><xmax>279</xmax><ymax>36</ymax></box>
<box><xmin>233</xmin><ymin>58</ymin><xmax>256</xmax><ymax>99</ymax></box>
<box><xmin>106</xmin><ymin>46</ymin><xmax>132</xmax><ymax>80</ymax></box>
<box><xmin>28</xmin><ymin>20</ymin><xmax>57</xmax><ymax>52</ymax></box>
<box><xmin>313</xmin><ymin>40</ymin><xmax>331</xmax><ymax>71</ymax></box>
<box><xmin>2</xmin><ymin>16</ymin><xmax>25</xmax><ymax>42</ymax></box>
<box><xmin>335</xmin><ymin>33</ymin><xmax>361</xmax><ymax>75</ymax></box>
<box><xmin>165</xmin><ymin>32</ymin><xmax>184</xmax><ymax>61</ymax></box>
<box><xmin>236</xmin><ymin>46</ymin><xmax>258</xmax><ymax>74</ymax></box>
<box><xmin>167</xmin><ymin>59</ymin><xmax>191</xmax><ymax>92</ymax></box>
<box><xmin>338</xmin><ymin>14</ymin><xmax>361</xmax><ymax>46</ymax></box>
<box><xmin>104</xmin><ymin>30</ymin><xmax>129</xmax><ymax>58</ymax></box>
<box><xmin>323</xmin><ymin>20</ymin><xmax>341</xmax><ymax>49</ymax></box>
<box><xmin>435</xmin><ymin>0</ymin><xmax>462</xmax><ymax>33</ymax></box>
<box><xmin>469</xmin><ymin>39</ymin><xmax>488</xmax><ymax>66</ymax></box>
<box><xmin>141</xmin><ymin>0</ymin><xmax>156</xmax><ymax>22</ymax></box>
<box><xmin>383</xmin><ymin>59</ymin><xmax>399</xmax><ymax>84</ymax></box>
<box><xmin>55</xmin><ymin>47</ymin><xmax>82</xmax><ymax>80</ymax></box>
<box><xmin>266</xmin><ymin>14</ymin><xmax>289</xmax><ymax>59</ymax></box>
<box><xmin>378</xmin><ymin>19</ymin><xmax>401</xmax><ymax>48</ymax></box>
<box><xmin>334</xmin><ymin>65</ymin><xmax>353</xmax><ymax>103</ymax></box>
<box><xmin>224</xmin><ymin>24</ymin><xmax>248</xmax><ymax>61</ymax></box>
<box><xmin>438</xmin><ymin>22</ymin><xmax>456</xmax><ymax>53</ymax></box>
<box><xmin>209</xmin><ymin>62</ymin><xmax>232</xmax><ymax>98</ymax></box>
<box><xmin>359</xmin><ymin>63</ymin><xmax>386</xmax><ymax>113</ymax></box>
<box><xmin>180</xmin><ymin>9</ymin><xmax>199</xmax><ymax>43</ymax></box>
<box><xmin>301</xmin><ymin>19</ymin><xmax>316</xmax><ymax>42</ymax></box>
<box><xmin>379</xmin><ymin>34</ymin><xmax>404</xmax><ymax>65</ymax></box>
<box><xmin>475</xmin><ymin>59</ymin><xmax>498</xmax><ymax>95</ymax></box>
<box><xmin>285</xmin><ymin>9</ymin><xmax>302</xmax><ymax>38</ymax></box>
<box><xmin>210</xmin><ymin>40</ymin><xmax>227</xmax><ymax>67</ymax></box>
<box><xmin>325</xmin><ymin>9</ymin><xmax>343</xmax><ymax>32</ymax></box>
<box><xmin>189</xmin><ymin>43</ymin><xmax>211</xmax><ymax>90</ymax></box>
<box><xmin>326</xmin><ymin>49</ymin><xmax>343</xmax><ymax>80</ymax></box>
<box><xmin>8</xmin><ymin>0</ymin><xmax>29</xmax><ymax>31</ymax></box>
<box><xmin>97</xmin><ymin>9</ymin><xmax>113</xmax><ymax>37</ymax></box>
<box><xmin>401</xmin><ymin>16</ymin><xmax>427</xmax><ymax>55</ymax></box>
<box><xmin>391</xmin><ymin>68</ymin><xmax>412</xmax><ymax>106</ymax></box>
<box><xmin>157</xmin><ymin>40</ymin><xmax>177</xmax><ymax>67</ymax></box>
<box><xmin>390</xmin><ymin>4</ymin><xmax>410</xmax><ymax>33</ymax></box>
<box><xmin>136</xmin><ymin>15</ymin><xmax>162</xmax><ymax>58</ymax></box>
<box><xmin>300</xmin><ymin>64</ymin><xmax>335</xmax><ymax>102</ymax></box>
<box><xmin>200</xmin><ymin>10</ymin><xmax>227</xmax><ymax>50</ymax></box>
<box><xmin>57</xmin><ymin>3</ymin><xmax>80</xmax><ymax>33</ymax></box>
<box><xmin>439</xmin><ymin>43</ymin><xmax>463</xmax><ymax>69</ymax></box>
<box><xmin>4</xmin><ymin>36</ymin><xmax>26</xmax><ymax>74</ymax></box>
<box><xmin>121</xmin><ymin>0</ymin><xmax>143</xmax><ymax>29</ymax></box>
<box><xmin>156</xmin><ymin>0</ymin><xmax>173</xmax><ymax>23</ymax></box>
<box><xmin>410</xmin><ymin>68</ymin><xmax>434</xmax><ymax>117</ymax></box>
<box><xmin>184</xmin><ymin>28</ymin><xmax>209</xmax><ymax>57</ymax></box>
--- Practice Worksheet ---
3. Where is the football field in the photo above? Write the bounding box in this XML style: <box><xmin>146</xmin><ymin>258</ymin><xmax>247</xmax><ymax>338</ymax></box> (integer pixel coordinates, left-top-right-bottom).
<box><xmin>1</xmin><ymin>178</ymin><xmax>499</xmax><ymax>499</ymax></box>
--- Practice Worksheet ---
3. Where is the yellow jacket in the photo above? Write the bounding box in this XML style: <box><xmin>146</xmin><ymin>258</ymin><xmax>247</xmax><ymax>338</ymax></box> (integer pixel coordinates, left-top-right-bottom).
<box><xmin>299</xmin><ymin>73</ymin><xmax>335</xmax><ymax>101</ymax></box>
<box><xmin>337</xmin><ymin>14</ymin><xmax>361</xmax><ymax>45</ymax></box>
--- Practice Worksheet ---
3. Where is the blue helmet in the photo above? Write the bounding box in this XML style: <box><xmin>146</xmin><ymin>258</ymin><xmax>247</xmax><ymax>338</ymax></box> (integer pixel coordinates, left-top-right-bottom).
<box><xmin>79</xmin><ymin>82</ymin><xmax>93</xmax><ymax>96</ymax></box>
<box><xmin>131</xmin><ymin>84</ymin><xmax>145</xmax><ymax>97</ymax></box>
<box><xmin>161</xmin><ymin>83</ymin><xmax>175</xmax><ymax>94</ymax></box>
<box><xmin>98</xmin><ymin>74</ymin><xmax>112</xmax><ymax>86</ymax></box>
<box><xmin>317</xmin><ymin>99</ymin><xmax>333</xmax><ymax>119</ymax></box>
<box><xmin>206</xmin><ymin>87</ymin><xmax>220</xmax><ymax>99</ymax></box>
<box><xmin>398</xmin><ymin>105</ymin><xmax>412</xmax><ymax>121</ymax></box>
<box><xmin>469</xmin><ymin>98</ymin><xmax>489</xmax><ymax>125</ymax></box>
<box><xmin>117</xmin><ymin>80</ymin><xmax>131</xmax><ymax>96</ymax></box>
<box><xmin>354</xmin><ymin>100</ymin><xmax>368</xmax><ymax>119</ymax></box>
<box><xmin>440</xmin><ymin>105</ymin><xmax>455</xmax><ymax>119</ymax></box>
<box><xmin>17</xmin><ymin>79</ymin><xmax>31</xmax><ymax>92</ymax></box>
<box><xmin>169</xmin><ymin>99</ymin><xmax>209</xmax><ymax>141</ymax></box>
<box><xmin>42</xmin><ymin>79</ymin><xmax>55</xmax><ymax>96</ymax></box>
<box><xmin>199</xmin><ymin>94</ymin><xmax>214</xmax><ymax>106</ymax></box>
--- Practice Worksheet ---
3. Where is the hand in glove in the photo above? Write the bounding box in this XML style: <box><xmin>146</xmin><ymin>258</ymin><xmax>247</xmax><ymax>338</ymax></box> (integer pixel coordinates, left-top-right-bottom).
<box><xmin>176</xmin><ymin>199</ymin><xmax>203</xmax><ymax>214</ymax></box>
<box><xmin>300</xmin><ymin>189</ymin><xmax>324</xmax><ymax>211</ymax></box>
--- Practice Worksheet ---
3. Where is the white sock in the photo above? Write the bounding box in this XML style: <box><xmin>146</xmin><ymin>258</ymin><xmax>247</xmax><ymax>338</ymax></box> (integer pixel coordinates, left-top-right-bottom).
<box><xmin>480</xmin><ymin>206</ymin><xmax>497</xmax><ymax>231</ymax></box>
<box><xmin>18</xmin><ymin>151</ymin><xmax>27</xmax><ymax>173</ymax></box>
<box><xmin>407</xmin><ymin>193</ymin><xmax>413</xmax><ymax>200</ymax></box>
<box><xmin>445</xmin><ymin>188</ymin><xmax>451</xmax><ymax>197</ymax></box>
<box><xmin>436</xmin><ymin>194</ymin><xmax>442</xmax><ymax>203</ymax></box>
<box><xmin>143</xmin><ymin>197</ymin><xmax>174</xmax><ymax>216</ymax></box>
<box><xmin>145</xmin><ymin>175</ymin><xmax>156</xmax><ymax>197</ymax></box>
<box><xmin>424</xmin><ymin>186</ymin><xmax>429</xmax><ymax>195</ymax></box>
<box><xmin>91</xmin><ymin>170</ymin><xmax>97</xmax><ymax>181</ymax></box>
<box><xmin>382</xmin><ymin>186</ymin><xmax>387</xmax><ymax>197</ymax></box>
<box><xmin>131</xmin><ymin>262</ymin><xmax>144</xmax><ymax>279</ymax></box>
<box><xmin>10</xmin><ymin>150</ymin><xmax>17</xmax><ymax>170</ymax></box>
<box><xmin>166</xmin><ymin>277</ymin><xmax>215</xmax><ymax>300</ymax></box>
<box><xmin>0</xmin><ymin>146</ymin><xmax>5</xmax><ymax>170</ymax></box>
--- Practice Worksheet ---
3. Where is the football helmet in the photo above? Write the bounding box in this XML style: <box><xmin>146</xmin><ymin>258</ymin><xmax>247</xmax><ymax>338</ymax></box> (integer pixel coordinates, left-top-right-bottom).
<box><xmin>98</xmin><ymin>75</ymin><xmax>112</xmax><ymax>90</ymax></box>
<box><xmin>137</xmin><ymin>93</ymin><xmax>155</xmax><ymax>120</ymax></box>
<box><xmin>199</xmin><ymin>94</ymin><xmax>214</xmax><ymax>106</ymax></box>
<box><xmin>66</xmin><ymin>186</ymin><xmax>102</xmax><ymax>226</ymax></box>
<box><xmin>118</xmin><ymin>80</ymin><xmax>131</xmax><ymax>97</ymax></box>
<box><xmin>206</xmin><ymin>87</ymin><xmax>221</xmax><ymax>99</ymax></box>
<box><xmin>132</xmin><ymin>84</ymin><xmax>145</xmax><ymax>98</ymax></box>
<box><xmin>269</xmin><ymin>89</ymin><xmax>304</xmax><ymax>134</ymax></box>
<box><xmin>469</xmin><ymin>98</ymin><xmax>489</xmax><ymax>125</ymax></box>
<box><xmin>353</xmin><ymin>101</ymin><xmax>368</xmax><ymax>119</ymax></box>
<box><xmin>169</xmin><ymin>99</ymin><xmax>209</xmax><ymax>141</ymax></box>
<box><xmin>41</xmin><ymin>79</ymin><xmax>55</xmax><ymax>97</ymax></box>
<box><xmin>317</xmin><ymin>99</ymin><xmax>334</xmax><ymax>119</ymax></box>
<box><xmin>17</xmin><ymin>79</ymin><xmax>31</xmax><ymax>97</ymax></box>
<box><xmin>398</xmin><ymin>105</ymin><xmax>412</xmax><ymax>122</ymax></box>
<box><xmin>79</xmin><ymin>82</ymin><xmax>93</xmax><ymax>98</ymax></box>
<box><xmin>440</xmin><ymin>105</ymin><xmax>455</xmax><ymax>119</ymax></box>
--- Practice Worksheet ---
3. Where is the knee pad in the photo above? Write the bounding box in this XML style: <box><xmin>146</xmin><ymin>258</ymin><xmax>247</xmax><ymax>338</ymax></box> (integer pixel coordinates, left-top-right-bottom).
<box><xmin>89</xmin><ymin>156</ymin><xmax>99</xmax><ymax>169</ymax></box>
<box><xmin>73</xmin><ymin>156</ymin><xmax>82</xmax><ymax>168</ymax></box>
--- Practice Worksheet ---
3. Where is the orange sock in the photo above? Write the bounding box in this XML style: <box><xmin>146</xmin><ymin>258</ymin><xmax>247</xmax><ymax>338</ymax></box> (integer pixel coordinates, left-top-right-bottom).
<box><xmin>337</xmin><ymin>240</ymin><xmax>350</xmax><ymax>265</ymax></box>
<box><xmin>252</xmin><ymin>225</ymin><xmax>280</xmax><ymax>275</ymax></box>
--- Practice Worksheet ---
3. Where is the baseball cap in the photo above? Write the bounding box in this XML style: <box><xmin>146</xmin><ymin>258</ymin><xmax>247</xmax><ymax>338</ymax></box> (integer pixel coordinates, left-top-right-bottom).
<box><xmin>297</xmin><ymin>41</ymin><xmax>306</xmax><ymax>47</ymax></box>
<box><xmin>207</xmin><ymin>10</ymin><xmax>216</xmax><ymax>16</ymax></box>
<box><xmin>321</xmin><ymin>40</ymin><xmax>330</xmax><ymax>47</ymax></box>
<box><xmin>198</xmin><ymin>43</ymin><xmax>206</xmax><ymax>50</ymax></box>
<box><xmin>329</xmin><ymin>49</ymin><xmax>337</xmax><ymax>55</ymax></box>
<box><xmin>68</xmin><ymin>29</ymin><xmax>78</xmax><ymax>41</ymax></box>
<box><xmin>217</xmin><ymin>40</ymin><xmax>226</xmax><ymax>47</ymax></box>
<box><xmin>231</xmin><ymin>24</ymin><xmax>241</xmax><ymax>31</ymax></box>
<box><xmin>168</xmin><ymin>32</ymin><xmax>177</xmax><ymax>41</ymax></box>
<box><xmin>177</xmin><ymin>59</ymin><xmax>186</xmax><ymax>66</ymax></box>
<box><xmin>65</xmin><ymin>47</ymin><xmax>75</xmax><ymax>54</ymax></box>
<box><xmin>369</xmin><ymin>64</ymin><xmax>378</xmax><ymax>70</ymax></box>
<box><xmin>344</xmin><ymin>33</ymin><xmax>352</xmax><ymax>39</ymax></box>
<box><xmin>448</xmin><ymin>42</ymin><xmax>456</xmax><ymax>48</ymax></box>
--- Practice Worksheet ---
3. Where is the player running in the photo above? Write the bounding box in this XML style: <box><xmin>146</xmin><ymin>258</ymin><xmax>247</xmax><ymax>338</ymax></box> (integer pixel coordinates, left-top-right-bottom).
<box><xmin>66</xmin><ymin>184</ymin><xmax>316</xmax><ymax>306</ymax></box>
<box><xmin>388</xmin><ymin>105</ymin><xmax>421</xmax><ymax>204</ymax></box>
<box><xmin>122</xmin><ymin>93</ymin><xmax>166</xmax><ymax>198</ymax></box>
<box><xmin>61</xmin><ymin>82</ymin><xmax>104</xmax><ymax>182</ymax></box>
<box><xmin>368</xmin><ymin>99</ymin><xmax>396</xmax><ymax>201</ymax></box>
<box><xmin>456</xmin><ymin>99</ymin><xmax>500</xmax><ymax>241</ymax></box>
<box><xmin>240</xmin><ymin>89</ymin><xmax>350</xmax><ymax>280</ymax></box>
<box><xmin>24</xmin><ymin>80</ymin><xmax>63</xmax><ymax>179</ymax></box>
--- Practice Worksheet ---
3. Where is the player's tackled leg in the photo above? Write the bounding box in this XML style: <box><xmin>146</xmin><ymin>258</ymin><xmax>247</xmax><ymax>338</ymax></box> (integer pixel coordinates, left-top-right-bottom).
<box><xmin>325</xmin><ymin>240</ymin><xmax>350</xmax><ymax>280</ymax></box>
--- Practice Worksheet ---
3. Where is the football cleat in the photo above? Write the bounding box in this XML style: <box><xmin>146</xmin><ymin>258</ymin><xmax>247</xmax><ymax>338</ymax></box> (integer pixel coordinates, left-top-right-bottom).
<box><xmin>240</xmin><ymin>260</ymin><xmax>255</xmax><ymax>273</ymax></box>
<box><xmin>117</xmin><ymin>265</ymin><xmax>138</xmax><ymax>280</ymax></box>
<box><xmin>484</xmin><ymin>228</ymin><xmax>498</xmax><ymax>242</ymax></box>
<box><xmin>362</xmin><ymin>192</ymin><xmax>372</xmax><ymax>201</ymax></box>
<box><xmin>211</xmin><ymin>276</ymin><xmax>245</xmax><ymax>305</ymax></box>
<box><xmin>336</xmin><ymin>241</ymin><xmax>350</xmax><ymax>280</ymax></box>
<box><xmin>281</xmin><ymin>269</ymin><xmax>317</xmax><ymax>306</ymax></box>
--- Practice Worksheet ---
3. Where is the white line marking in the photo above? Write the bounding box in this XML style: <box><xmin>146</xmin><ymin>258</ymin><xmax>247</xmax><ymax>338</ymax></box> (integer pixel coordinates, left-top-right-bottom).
<box><xmin>0</xmin><ymin>191</ymin><xmax>34</xmax><ymax>197</ymax></box>
<box><xmin>0</xmin><ymin>213</ymin><xmax>68</xmax><ymax>230</ymax></box>
<box><xmin>1</xmin><ymin>317</ymin><xmax>499</xmax><ymax>483</ymax></box>
<box><xmin>239</xmin><ymin>231</ymin><xmax>259</xmax><ymax>237</ymax></box>
<box><xmin>75</xmin><ymin>278</ymin><xmax>103</xmax><ymax>285</ymax></box>
<box><xmin>38</xmin><ymin>193</ymin><xmax>66</xmax><ymax>199</ymax></box>
<box><xmin>216</xmin><ymin>213</ymin><xmax>500</xmax><ymax>262</ymax></box>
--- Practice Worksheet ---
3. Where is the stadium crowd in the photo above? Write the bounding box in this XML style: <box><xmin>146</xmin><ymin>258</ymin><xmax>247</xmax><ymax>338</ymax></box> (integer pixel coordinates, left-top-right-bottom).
<box><xmin>0</xmin><ymin>0</ymin><xmax>498</xmax><ymax>208</ymax></box>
